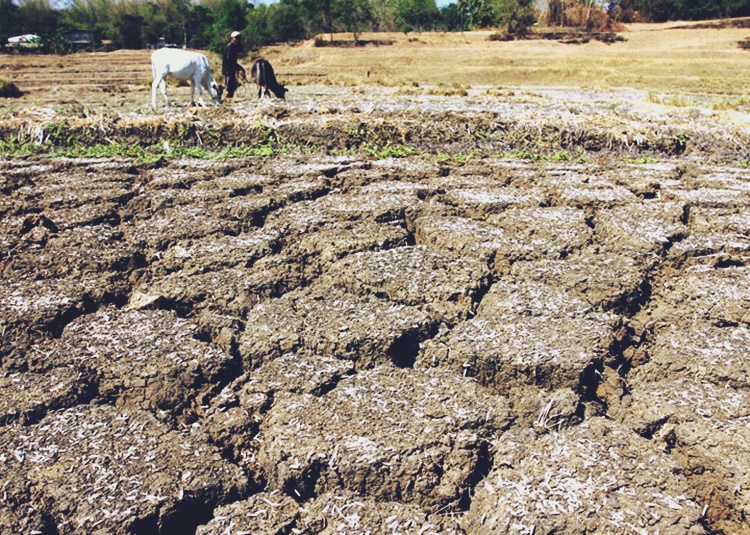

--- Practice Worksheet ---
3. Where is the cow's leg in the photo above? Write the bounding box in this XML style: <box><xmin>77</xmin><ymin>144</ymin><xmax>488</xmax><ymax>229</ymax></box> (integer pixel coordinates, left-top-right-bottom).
<box><xmin>188</xmin><ymin>79</ymin><xmax>197</xmax><ymax>106</ymax></box>
<box><xmin>155</xmin><ymin>76</ymin><xmax>171</xmax><ymax>108</ymax></box>
<box><xmin>152</xmin><ymin>74</ymin><xmax>169</xmax><ymax>108</ymax></box>
<box><xmin>151</xmin><ymin>78</ymin><xmax>158</xmax><ymax>109</ymax></box>
<box><xmin>193</xmin><ymin>75</ymin><xmax>207</xmax><ymax>106</ymax></box>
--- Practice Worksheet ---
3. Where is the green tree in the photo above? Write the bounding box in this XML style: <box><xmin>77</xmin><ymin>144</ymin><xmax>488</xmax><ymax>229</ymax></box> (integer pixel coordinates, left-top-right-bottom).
<box><xmin>503</xmin><ymin>0</ymin><xmax>536</xmax><ymax>33</ymax></box>
<box><xmin>136</xmin><ymin>0</ymin><xmax>191</xmax><ymax>47</ymax></box>
<box><xmin>117</xmin><ymin>13</ymin><xmax>145</xmax><ymax>48</ymax></box>
<box><xmin>396</xmin><ymin>0</ymin><xmax>438</xmax><ymax>31</ymax></box>
<box><xmin>437</xmin><ymin>3</ymin><xmax>465</xmax><ymax>31</ymax></box>
<box><xmin>460</xmin><ymin>0</ymin><xmax>503</xmax><ymax>27</ymax></box>
<box><xmin>460</xmin><ymin>0</ymin><xmax>536</xmax><ymax>29</ymax></box>
<box><xmin>610</xmin><ymin>0</ymin><xmax>750</xmax><ymax>21</ymax></box>
<box><xmin>0</xmin><ymin>0</ymin><xmax>20</xmax><ymax>44</ymax></box>
<box><xmin>139</xmin><ymin>1</ymin><xmax>167</xmax><ymax>47</ymax></box>
<box><xmin>209</xmin><ymin>0</ymin><xmax>248</xmax><ymax>52</ymax></box>
<box><xmin>18</xmin><ymin>0</ymin><xmax>60</xmax><ymax>37</ymax></box>
<box><xmin>186</xmin><ymin>4</ymin><xmax>215</xmax><ymax>48</ymax></box>
<box><xmin>64</xmin><ymin>0</ymin><xmax>115</xmax><ymax>42</ymax></box>
<box><xmin>268</xmin><ymin>1</ymin><xmax>305</xmax><ymax>42</ymax></box>
<box><xmin>371</xmin><ymin>0</ymin><xmax>397</xmax><ymax>31</ymax></box>
<box><xmin>301</xmin><ymin>0</ymin><xmax>336</xmax><ymax>38</ymax></box>
<box><xmin>246</xmin><ymin>3</ymin><xmax>273</xmax><ymax>47</ymax></box>
<box><xmin>334</xmin><ymin>0</ymin><xmax>373</xmax><ymax>41</ymax></box>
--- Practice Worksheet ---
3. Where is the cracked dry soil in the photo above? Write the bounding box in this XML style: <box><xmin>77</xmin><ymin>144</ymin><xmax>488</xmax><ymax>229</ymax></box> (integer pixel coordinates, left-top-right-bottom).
<box><xmin>2</xmin><ymin>90</ymin><xmax>750</xmax><ymax>535</ymax></box>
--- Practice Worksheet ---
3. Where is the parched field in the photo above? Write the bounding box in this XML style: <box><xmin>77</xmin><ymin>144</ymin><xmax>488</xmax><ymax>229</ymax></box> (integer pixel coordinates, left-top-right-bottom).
<box><xmin>2</xmin><ymin>22</ymin><xmax>750</xmax><ymax>535</ymax></box>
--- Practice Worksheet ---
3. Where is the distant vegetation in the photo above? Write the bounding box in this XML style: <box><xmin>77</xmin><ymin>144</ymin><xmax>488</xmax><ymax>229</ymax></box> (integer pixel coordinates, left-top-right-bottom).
<box><xmin>2</xmin><ymin>0</ymin><xmax>749</xmax><ymax>54</ymax></box>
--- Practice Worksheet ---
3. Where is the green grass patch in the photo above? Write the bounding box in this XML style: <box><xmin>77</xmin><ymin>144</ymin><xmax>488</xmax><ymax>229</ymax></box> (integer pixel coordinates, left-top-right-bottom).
<box><xmin>50</xmin><ymin>143</ymin><xmax>154</xmax><ymax>161</ymax></box>
<box><xmin>46</xmin><ymin>141</ymin><xmax>286</xmax><ymax>162</ymax></box>
<box><xmin>361</xmin><ymin>140</ymin><xmax>416</xmax><ymax>159</ymax></box>
<box><xmin>332</xmin><ymin>140</ymin><xmax>418</xmax><ymax>159</ymax></box>
<box><xmin>0</xmin><ymin>136</ymin><xmax>48</xmax><ymax>157</ymax></box>
<box><xmin>621</xmin><ymin>155</ymin><xmax>661</xmax><ymax>164</ymax></box>
<box><xmin>3</xmin><ymin>134</ymin><xmax>420</xmax><ymax>161</ymax></box>
<box><xmin>499</xmin><ymin>148</ymin><xmax>586</xmax><ymax>162</ymax></box>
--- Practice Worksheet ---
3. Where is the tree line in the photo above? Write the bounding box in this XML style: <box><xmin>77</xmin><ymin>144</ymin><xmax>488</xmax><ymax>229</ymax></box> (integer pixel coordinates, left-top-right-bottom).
<box><xmin>2</xmin><ymin>0</ymin><xmax>749</xmax><ymax>54</ymax></box>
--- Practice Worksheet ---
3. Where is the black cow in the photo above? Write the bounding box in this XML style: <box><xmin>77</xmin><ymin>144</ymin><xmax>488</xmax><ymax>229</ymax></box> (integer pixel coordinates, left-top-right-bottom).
<box><xmin>250</xmin><ymin>59</ymin><xmax>288</xmax><ymax>99</ymax></box>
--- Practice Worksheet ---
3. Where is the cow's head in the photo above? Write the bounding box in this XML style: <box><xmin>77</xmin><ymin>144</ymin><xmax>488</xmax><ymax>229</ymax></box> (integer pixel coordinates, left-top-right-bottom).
<box><xmin>208</xmin><ymin>80</ymin><xmax>223</xmax><ymax>104</ymax></box>
<box><xmin>272</xmin><ymin>84</ymin><xmax>288</xmax><ymax>100</ymax></box>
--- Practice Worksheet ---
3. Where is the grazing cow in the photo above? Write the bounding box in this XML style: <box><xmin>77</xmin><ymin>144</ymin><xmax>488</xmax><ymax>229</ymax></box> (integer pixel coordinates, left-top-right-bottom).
<box><xmin>151</xmin><ymin>48</ymin><xmax>222</xmax><ymax>109</ymax></box>
<box><xmin>250</xmin><ymin>59</ymin><xmax>287</xmax><ymax>99</ymax></box>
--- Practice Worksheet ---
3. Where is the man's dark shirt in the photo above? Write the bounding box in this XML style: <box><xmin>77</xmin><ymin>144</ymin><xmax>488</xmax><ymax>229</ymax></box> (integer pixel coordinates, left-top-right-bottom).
<box><xmin>222</xmin><ymin>41</ymin><xmax>240</xmax><ymax>76</ymax></box>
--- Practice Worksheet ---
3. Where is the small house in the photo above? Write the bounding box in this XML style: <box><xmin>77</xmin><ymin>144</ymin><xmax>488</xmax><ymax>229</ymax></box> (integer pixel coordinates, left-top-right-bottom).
<box><xmin>65</xmin><ymin>29</ymin><xmax>97</xmax><ymax>51</ymax></box>
<box><xmin>5</xmin><ymin>34</ymin><xmax>41</xmax><ymax>53</ymax></box>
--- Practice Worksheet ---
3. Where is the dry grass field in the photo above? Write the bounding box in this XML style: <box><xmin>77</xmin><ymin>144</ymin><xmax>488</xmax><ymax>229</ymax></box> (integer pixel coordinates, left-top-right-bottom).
<box><xmin>271</xmin><ymin>23</ymin><xmax>750</xmax><ymax>95</ymax></box>
<box><xmin>1</xmin><ymin>20</ymin><xmax>750</xmax><ymax>113</ymax></box>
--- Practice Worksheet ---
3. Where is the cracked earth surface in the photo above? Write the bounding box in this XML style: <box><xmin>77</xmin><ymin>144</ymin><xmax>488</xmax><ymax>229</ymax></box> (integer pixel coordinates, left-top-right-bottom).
<box><xmin>1</xmin><ymin>86</ymin><xmax>750</xmax><ymax>534</ymax></box>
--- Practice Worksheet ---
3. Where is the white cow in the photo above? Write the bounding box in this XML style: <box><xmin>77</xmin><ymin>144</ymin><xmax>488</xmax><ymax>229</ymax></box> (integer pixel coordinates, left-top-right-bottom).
<box><xmin>151</xmin><ymin>48</ymin><xmax>222</xmax><ymax>109</ymax></box>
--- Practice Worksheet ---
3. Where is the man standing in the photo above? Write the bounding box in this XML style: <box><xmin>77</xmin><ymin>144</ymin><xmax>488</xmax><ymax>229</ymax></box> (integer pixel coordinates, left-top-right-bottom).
<box><xmin>222</xmin><ymin>31</ymin><xmax>245</xmax><ymax>100</ymax></box>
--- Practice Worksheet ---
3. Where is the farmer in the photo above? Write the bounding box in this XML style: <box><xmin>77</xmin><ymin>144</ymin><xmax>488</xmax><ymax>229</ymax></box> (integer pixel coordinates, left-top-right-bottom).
<box><xmin>222</xmin><ymin>31</ymin><xmax>245</xmax><ymax>100</ymax></box>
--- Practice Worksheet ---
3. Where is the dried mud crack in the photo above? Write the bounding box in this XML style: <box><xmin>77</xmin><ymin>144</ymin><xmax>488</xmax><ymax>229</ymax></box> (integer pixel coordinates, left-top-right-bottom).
<box><xmin>2</xmin><ymin>88</ymin><xmax>750</xmax><ymax>535</ymax></box>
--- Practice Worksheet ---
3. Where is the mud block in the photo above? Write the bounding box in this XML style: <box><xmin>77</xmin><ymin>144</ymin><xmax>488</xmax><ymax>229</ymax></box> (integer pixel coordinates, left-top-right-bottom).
<box><xmin>201</xmin><ymin>352</ymin><xmax>353</xmax><ymax>465</ymax></box>
<box><xmin>152</xmin><ymin>228</ymin><xmax>281</xmax><ymax>275</ymax></box>
<box><xmin>663</xmin><ymin>185</ymin><xmax>750</xmax><ymax>207</ymax></box>
<box><xmin>239</xmin><ymin>285</ymin><xmax>437</xmax><ymax>370</ymax></box>
<box><xmin>290</xmin><ymin>220</ymin><xmax>410</xmax><ymax>268</ymax></box>
<box><xmin>487</xmin><ymin>206</ymin><xmax>593</xmax><ymax>260</ymax></box>
<box><xmin>508</xmin><ymin>251</ymin><xmax>650</xmax><ymax>314</ymax></box>
<box><xmin>212</xmin><ymin>195</ymin><xmax>275</xmax><ymax>230</ymax></box>
<box><xmin>594</xmin><ymin>201</ymin><xmax>687</xmax><ymax>254</ymax></box>
<box><xmin>464</xmin><ymin>417</ymin><xmax>704</xmax><ymax>534</ymax></box>
<box><xmin>324</xmin><ymin>245</ymin><xmax>490</xmax><ymax>325</ymax></box>
<box><xmin>415</xmin><ymin>208</ymin><xmax>590</xmax><ymax>269</ymax></box>
<box><xmin>298</xmin><ymin>490</ymin><xmax>463</xmax><ymax>534</ymax></box>
<box><xmin>413</xmin><ymin>214</ymin><xmax>513</xmax><ymax>265</ymax></box>
<box><xmin>478</xmin><ymin>276</ymin><xmax>593</xmax><ymax>318</ymax></box>
<box><xmin>545</xmin><ymin>170</ymin><xmax>637</xmax><ymax>207</ymax></box>
<box><xmin>196</xmin><ymin>491</ymin><xmax>299</xmax><ymax>535</ymax></box>
<box><xmin>667</xmin><ymin>233</ymin><xmax>750</xmax><ymax>269</ymax></box>
<box><xmin>256</xmin><ymin>366</ymin><xmax>510</xmax><ymax>511</ymax></box>
<box><xmin>122</xmin><ymin>204</ymin><xmax>236</xmax><ymax>256</ymax></box>
<box><xmin>42</xmin><ymin>307</ymin><xmax>237</xmax><ymax>422</ymax></box>
<box><xmin>0</xmin><ymin>368</ymin><xmax>95</xmax><ymax>426</ymax></box>
<box><xmin>0</xmin><ymin>405</ymin><xmax>247</xmax><ymax>534</ymax></box>
<box><xmin>616</xmin><ymin>376</ymin><xmax>750</xmax><ymax>534</ymax></box>
<box><xmin>646</xmin><ymin>323</ymin><xmax>750</xmax><ymax>389</ymax></box>
<box><xmin>131</xmin><ymin>266</ymin><xmax>274</xmax><ymax>317</ymax></box>
<box><xmin>689</xmin><ymin>206</ymin><xmax>750</xmax><ymax>235</ymax></box>
<box><xmin>5</xmin><ymin>224</ymin><xmax>143</xmax><ymax>280</ymax></box>
<box><xmin>650</xmin><ymin>264</ymin><xmax>750</xmax><ymax>329</ymax></box>
<box><xmin>0</xmin><ymin>275</ymin><xmax>111</xmax><ymax>371</ymax></box>
<box><xmin>439</xmin><ymin>186</ymin><xmax>546</xmax><ymax>218</ymax></box>
<box><xmin>264</xmin><ymin>191</ymin><xmax>418</xmax><ymax>237</ymax></box>
<box><xmin>417</xmin><ymin>312</ymin><xmax>616</xmax><ymax>395</ymax></box>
